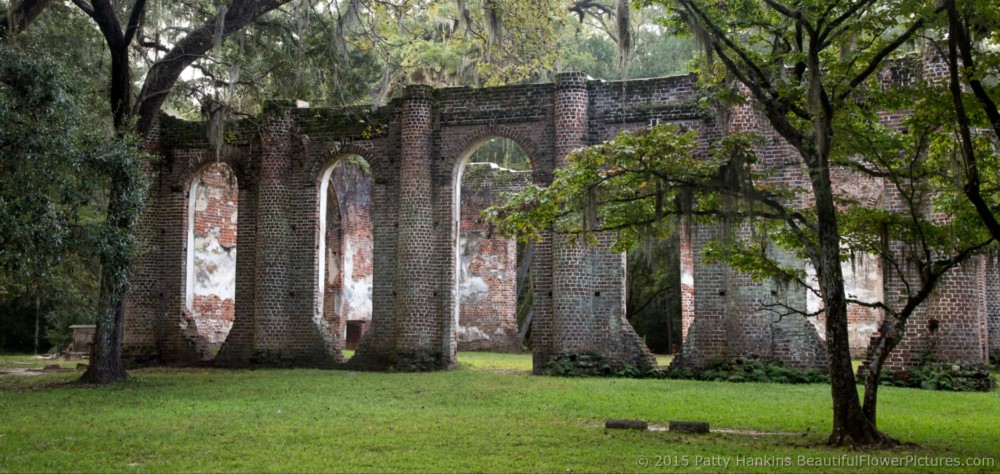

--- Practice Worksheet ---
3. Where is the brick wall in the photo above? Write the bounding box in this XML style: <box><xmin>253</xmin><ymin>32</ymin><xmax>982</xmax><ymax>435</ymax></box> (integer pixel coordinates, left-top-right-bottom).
<box><xmin>125</xmin><ymin>62</ymin><xmax>990</xmax><ymax>373</ymax></box>
<box><xmin>987</xmin><ymin>255</ymin><xmax>1000</xmax><ymax>362</ymax></box>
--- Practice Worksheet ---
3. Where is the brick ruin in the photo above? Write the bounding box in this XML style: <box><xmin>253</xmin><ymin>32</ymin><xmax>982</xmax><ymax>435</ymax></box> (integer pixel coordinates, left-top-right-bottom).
<box><xmin>125</xmin><ymin>69</ymin><xmax>996</xmax><ymax>373</ymax></box>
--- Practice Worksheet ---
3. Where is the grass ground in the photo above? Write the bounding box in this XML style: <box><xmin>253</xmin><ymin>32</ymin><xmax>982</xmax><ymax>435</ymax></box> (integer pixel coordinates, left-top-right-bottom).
<box><xmin>0</xmin><ymin>352</ymin><xmax>997</xmax><ymax>472</ymax></box>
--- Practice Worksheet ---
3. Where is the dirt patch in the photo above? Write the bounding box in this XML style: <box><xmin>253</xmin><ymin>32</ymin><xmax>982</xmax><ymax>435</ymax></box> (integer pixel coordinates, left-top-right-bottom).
<box><xmin>0</xmin><ymin>368</ymin><xmax>47</xmax><ymax>377</ymax></box>
<box><xmin>588</xmin><ymin>421</ymin><xmax>803</xmax><ymax>436</ymax></box>
<box><xmin>652</xmin><ymin>425</ymin><xmax>802</xmax><ymax>436</ymax></box>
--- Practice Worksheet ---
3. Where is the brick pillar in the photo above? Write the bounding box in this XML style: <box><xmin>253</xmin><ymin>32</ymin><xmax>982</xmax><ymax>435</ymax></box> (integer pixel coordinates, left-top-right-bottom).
<box><xmin>124</xmin><ymin>116</ymin><xmax>170</xmax><ymax>363</ymax></box>
<box><xmin>552</xmin><ymin>72</ymin><xmax>594</xmax><ymax>355</ymax></box>
<box><xmin>215</xmin><ymin>178</ymin><xmax>257</xmax><ymax>366</ymax></box>
<box><xmin>252</xmin><ymin>106</ymin><xmax>293</xmax><ymax>360</ymax></box>
<box><xmin>393</xmin><ymin>85</ymin><xmax>442</xmax><ymax>361</ymax></box>
<box><xmin>530</xmin><ymin>234</ymin><xmax>554</xmax><ymax>373</ymax></box>
<box><xmin>547</xmin><ymin>73</ymin><xmax>655</xmax><ymax>370</ymax></box>
<box><xmin>673</xmin><ymin>214</ymin><xmax>729</xmax><ymax>369</ymax></box>
<box><xmin>677</xmin><ymin>213</ymin><xmax>697</xmax><ymax>358</ymax></box>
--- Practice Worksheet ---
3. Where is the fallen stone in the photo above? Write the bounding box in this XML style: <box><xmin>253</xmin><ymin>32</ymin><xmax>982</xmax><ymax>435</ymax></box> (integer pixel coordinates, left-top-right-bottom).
<box><xmin>604</xmin><ymin>419</ymin><xmax>648</xmax><ymax>430</ymax></box>
<box><xmin>668</xmin><ymin>421</ymin><xmax>710</xmax><ymax>434</ymax></box>
<box><xmin>43</xmin><ymin>364</ymin><xmax>62</xmax><ymax>372</ymax></box>
<box><xmin>75</xmin><ymin>364</ymin><xmax>88</xmax><ymax>372</ymax></box>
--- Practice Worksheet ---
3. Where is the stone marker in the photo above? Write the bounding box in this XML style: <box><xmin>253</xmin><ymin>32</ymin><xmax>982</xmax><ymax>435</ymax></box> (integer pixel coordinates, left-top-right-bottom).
<box><xmin>668</xmin><ymin>421</ymin><xmax>710</xmax><ymax>433</ymax></box>
<box><xmin>604</xmin><ymin>419</ymin><xmax>648</xmax><ymax>430</ymax></box>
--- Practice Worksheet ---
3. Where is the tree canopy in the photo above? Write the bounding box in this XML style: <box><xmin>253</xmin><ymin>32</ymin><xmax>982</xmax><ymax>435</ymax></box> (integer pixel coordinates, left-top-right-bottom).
<box><xmin>0</xmin><ymin>44</ymin><xmax>146</xmax><ymax>354</ymax></box>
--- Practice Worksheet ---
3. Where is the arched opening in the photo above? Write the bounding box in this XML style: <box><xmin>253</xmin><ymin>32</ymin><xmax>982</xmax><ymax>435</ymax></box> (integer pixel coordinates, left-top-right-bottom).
<box><xmin>454</xmin><ymin>138</ymin><xmax>533</xmax><ymax>352</ymax></box>
<box><xmin>184</xmin><ymin>162</ymin><xmax>238</xmax><ymax>360</ymax></box>
<box><xmin>317</xmin><ymin>156</ymin><xmax>374</xmax><ymax>359</ymax></box>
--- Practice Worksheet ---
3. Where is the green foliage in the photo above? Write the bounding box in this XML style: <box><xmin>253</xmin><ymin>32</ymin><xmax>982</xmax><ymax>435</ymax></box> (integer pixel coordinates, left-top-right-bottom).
<box><xmin>543</xmin><ymin>352</ymin><xmax>652</xmax><ymax>377</ymax></box>
<box><xmin>0</xmin><ymin>44</ymin><xmax>146</xmax><ymax>352</ymax></box>
<box><xmin>663</xmin><ymin>356</ymin><xmax>830</xmax><ymax>385</ymax></box>
<box><xmin>625</xmin><ymin>232</ymin><xmax>681</xmax><ymax>354</ymax></box>
<box><xmin>469</xmin><ymin>137</ymin><xmax>531</xmax><ymax>170</ymax></box>
<box><xmin>558</xmin><ymin>5</ymin><xmax>696</xmax><ymax>80</ymax></box>
<box><xmin>485</xmin><ymin>124</ymin><xmax>705</xmax><ymax>249</ymax></box>
<box><xmin>878</xmin><ymin>353</ymin><xmax>995</xmax><ymax>392</ymax></box>
<box><xmin>141</xmin><ymin>0</ymin><xmax>698</xmax><ymax>120</ymax></box>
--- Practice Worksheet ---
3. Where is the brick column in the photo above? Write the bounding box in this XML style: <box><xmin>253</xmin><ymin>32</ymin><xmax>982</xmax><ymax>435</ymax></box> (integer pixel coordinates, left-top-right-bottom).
<box><xmin>394</xmin><ymin>85</ymin><xmax>440</xmax><ymax>360</ymax></box>
<box><xmin>252</xmin><ymin>106</ymin><xmax>293</xmax><ymax>359</ymax></box>
<box><xmin>214</xmin><ymin>177</ymin><xmax>257</xmax><ymax>366</ymax></box>
<box><xmin>546</xmin><ymin>73</ymin><xmax>655</xmax><ymax>371</ymax></box>
<box><xmin>988</xmin><ymin>256</ymin><xmax>1000</xmax><ymax>363</ymax></box>
<box><xmin>551</xmin><ymin>72</ymin><xmax>594</xmax><ymax>355</ymax></box>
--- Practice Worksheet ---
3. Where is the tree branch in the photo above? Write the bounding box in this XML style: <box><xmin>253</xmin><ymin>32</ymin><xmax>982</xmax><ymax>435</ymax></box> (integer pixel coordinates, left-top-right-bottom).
<box><xmin>134</xmin><ymin>0</ymin><xmax>290</xmax><ymax>137</ymax></box>
<box><xmin>837</xmin><ymin>15</ymin><xmax>930</xmax><ymax>102</ymax></box>
<box><xmin>0</xmin><ymin>0</ymin><xmax>52</xmax><ymax>39</ymax></box>
<box><xmin>69</xmin><ymin>0</ymin><xmax>94</xmax><ymax>18</ymax></box>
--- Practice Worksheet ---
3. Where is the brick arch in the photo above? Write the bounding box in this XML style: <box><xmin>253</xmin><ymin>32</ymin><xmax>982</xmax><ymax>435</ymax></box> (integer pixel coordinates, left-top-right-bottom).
<box><xmin>452</xmin><ymin>125</ymin><xmax>551</xmax><ymax>178</ymax></box>
<box><xmin>447</xmin><ymin>133</ymin><xmax>539</xmax><ymax>353</ymax></box>
<box><xmin>174</xmin><ymin>152</ymin><xmax>253</xmax><ymax>195</ymax></box>
<box><xmin>314</xmin><ymin>150</ymin><xmax>373</xmax><ymax>186</ymax></box>
<box><xmin>312</xmin><ymin>151</ymin><xmax>376</xmax><ymax>357</ymax></box>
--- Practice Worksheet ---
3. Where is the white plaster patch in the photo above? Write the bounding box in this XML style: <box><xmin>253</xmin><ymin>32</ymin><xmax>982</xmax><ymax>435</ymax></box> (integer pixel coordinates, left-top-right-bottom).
<box><xmin>460</xmin><ymin>277</ymin><xmax>490</xmax><ymax>304</ymax></box>
<box><xmin>850</xmin><ymin>321</ymin><xmax>880</xmax><ymax>349</ymax></box>
<box><xmin>681</xmin><ymin>267</ymin><xmax>694</xmax><ymax>288</ymax></box>
<box><xmin>458</xmin><ymin>233</ymin><xmax>491</xmax><ymax>304</ymax></box>
<box><xmin>805</xmin><ymin>262</ymin><xmax>821</xmax><ymax>317</ymax></box>
<box><xmin>456</xmin><ymin>324</ymin><xmax>490</xmax><ymax>342</ymax></box>
<box><xmin>842</xmin><ymin>253</ymin><xmax>882</xmax><ymax>304</ymax></box>
<box><xmin>805</xmin><ymin>252</ymin><xmax>883</xmax><ymax>342</ymax></box>
<box><xmin>341</xmin><ymin>239</ymin><xmax>373</xmax><ymax>320</ymax></box>
<box><xmin>193</xmin><ymin>228</ymin><xmax>236</xmax><ymax>300</ymax></box>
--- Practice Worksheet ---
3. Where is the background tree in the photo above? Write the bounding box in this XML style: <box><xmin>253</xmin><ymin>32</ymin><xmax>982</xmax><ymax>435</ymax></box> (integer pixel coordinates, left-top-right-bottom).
<box><xmin>930</xmin><ymin>0</ymin><xmax>1000</xmax><ymax>243</ymax></box>
<box><xmin>0</xmin><ymin>45</ymin><xmax>146</xmax><ymax>358</ymax></box>
<box><xmin>2</xmin><ymin>0</ymin><xmax>299</xmax><ymax>382</ymax></box>
<box><xmin>0</xmin><ymin>0</ymin><xmax>50</xmax><ymax>39</ymax></box>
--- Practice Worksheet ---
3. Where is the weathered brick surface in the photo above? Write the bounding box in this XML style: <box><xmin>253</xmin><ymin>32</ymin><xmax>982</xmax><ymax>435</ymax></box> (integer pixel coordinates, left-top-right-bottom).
<box><xmin>457</xmin><ymin>163</ymin><xmax>530</xmax><ymax>351</ymax></box>
<box><xmin>183</xmin><ymin>162</ymin><xmax>238</xmax><ymax>358</ymax></box>
<box><xmin>125</xmin><ymin>63</ymin><xmax>990</xmax><ymax>373</ymax></box>
<box><xmin>987</xmin><ymin>256</ymin><xmax>1000</xmax><ymax>362</ymax></box>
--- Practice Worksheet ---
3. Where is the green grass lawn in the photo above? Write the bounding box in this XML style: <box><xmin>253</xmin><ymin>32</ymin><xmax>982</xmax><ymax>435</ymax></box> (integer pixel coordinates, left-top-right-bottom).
<box><xmin>0</xmin><ymin>352</ymin><xmax>997</xmax><ymax>473</ymax></box>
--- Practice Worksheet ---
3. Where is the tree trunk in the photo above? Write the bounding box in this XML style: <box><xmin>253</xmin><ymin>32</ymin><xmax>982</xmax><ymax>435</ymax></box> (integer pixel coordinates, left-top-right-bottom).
<box><xmin>109</xmin><ymin>44</ymin><xmax>132</xmax><ymax>130</ymax></box>
<box><xmin>808</xmin><ymin>152</ymin><xmax>890</xmax><ymax>446</ymax></box>
<box><xmin>80</xmin><ymin>300</ymin><xmax>128</xmax><ymax>383</ymax></box>
<box><xmin>80</xmin><ymin>179</ymin><xmax>132</xmax><ymax>384</ymax></box>
<box><xmin>34</xmin><ymin>293</ymin><xmax>40</xmax><ymax>355</ymax></box>
<box><xmin>945</xmin><ymin>2</ymin><xmax>1000</xmax><ymax>244</ymax></box>
<box><xmin>862</xmin><ymin>323</ymin><xmax>897</xmax><ymax>425</ymax></box>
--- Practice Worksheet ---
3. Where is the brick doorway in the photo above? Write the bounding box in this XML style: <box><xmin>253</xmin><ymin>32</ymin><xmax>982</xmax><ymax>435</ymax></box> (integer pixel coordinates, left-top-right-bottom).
<box><xmin>317</xmin><ymin>156</ymin><xmax>374</xmax><ymax>358</ymax></box>
<box><xmin>454</xmin><ymin>137</ymin><xmax>532</xmax><ymax>353</ymax></box>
